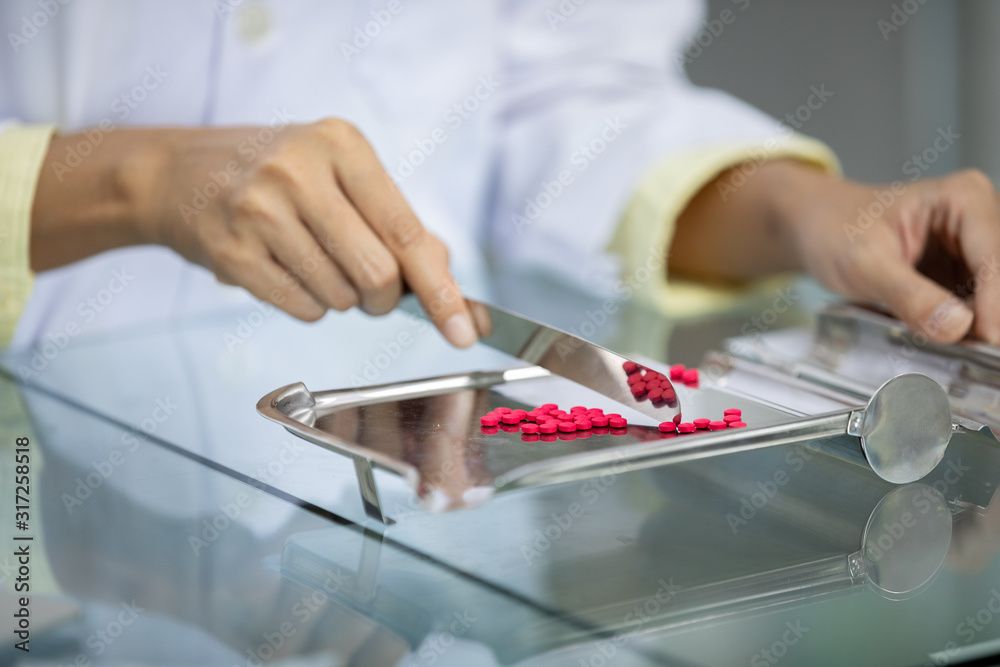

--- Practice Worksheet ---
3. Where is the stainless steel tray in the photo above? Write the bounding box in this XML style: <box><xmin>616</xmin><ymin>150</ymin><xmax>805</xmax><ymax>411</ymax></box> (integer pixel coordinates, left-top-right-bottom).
<box><xmin>257</xmin><ymin>366</ymin><xmax>798</xmax><ymax>523</ymax></box>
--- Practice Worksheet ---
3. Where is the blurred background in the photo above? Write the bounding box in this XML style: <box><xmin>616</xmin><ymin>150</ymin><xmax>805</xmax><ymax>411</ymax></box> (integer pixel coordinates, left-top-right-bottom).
<box><xmin>689</xmin><ymin>0</ymin><xmax>997</xmax><ymax>186</ymax></box>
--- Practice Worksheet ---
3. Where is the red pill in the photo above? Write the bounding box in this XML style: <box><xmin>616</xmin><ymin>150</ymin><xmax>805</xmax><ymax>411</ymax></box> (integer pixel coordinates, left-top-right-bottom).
<box><xmin>708</xmin><ymin>420</ymin><xmax>727</xmax><ymax>431</ymax></box>
<box><xmin>539</xmin><ymin>403</ymin><xmax>558</xmax><ymax>411</ymax></box>
<box><xmin>627</xmin><ymin>374</ymin><xmax>643</xmax><ymax>386</ymax></box>
<box><xmin>575</xmin><ymin>418</ymin><xmax>592</xmax><ymax>430</ymax></box>
<box><xmin>549</xmin><ymin>410</ymin><xmax>567</xmax><ymax>418</ymax></box>
<box><xmin>648</xmin><ymin>388</ymin><xmax>663</xmax><ymax>402</ymax></box>
<box><xmin>502</xmin><ymin>413</ymin><xmax>521</xmax><ymax>425</ymax></box>
<box><xmin>630</xmin><ymin>382</ymin><xmax>647</xmax><ymax>395</ymax></box>
<box><xmin>587</xmin><ymin>408</ymin><xmax>604</xmax><ymax>415</ymax></box>
<box><xmin>623</xmin><ymin>361</ymin><xmax>639</xmax><ymax>374</ymax></box>
<box><xmin>677</xmin><ymin>422</ymin><xmax>696</xmax><ymax>433</ymax></box>
<box><xmin>511</xmin><ymin>409</ymin><xmax>527</xmax><ymax>419</ymax></box>
<box><xmin>693</xmin><ymin>418</ymin><xmax>710</xmax><ymax>429</ymax></box>
<box><xmin>591</xmin><ymin>415</ymin><xmax>610</xmax><ymax>427</ymax></box>
<box><xmin>480</xmin><ymin>415</ymin><xmax>498</xmax><ymax>426</ymax></box>
<box><xmin>495</xmin><ymin>407</ymin><xmax>512</xmax><ymax>414</ymax></box>
<box><xmin>658</xmin><ymin>421</ymin><xmax>677</xmax><ymax>432</ymax></box>
<box><xmin>608</xmin><ymin>417</ymin><xmax>627</xmax><ymax>428</ymax></box>
<box><xmin>539</xmin><ymin>421</ymin><xmax>558</xmax><ymax>434</ymax></box>
<box><xmin>723</xmin><ymin>414</ymin><xmax>741</xmax><ymax>424</ymax></box>
<box><xmin>558</xmin><ymin>421</ymin><xmax>577</xmax><ymax>432</ymax></box>
<box><xmin>682</xmin><ymin>369</ymin><xmax>700</xmax><ymax>384</ymax></box>
<box><xmin>521</xmin><ymin>423</ymin><xmax>540</xmax><ymax>434</ymax></box>
<box><xmin>729</xmin><ymin>421</ymin><xmax>747</xmax><ymax>429</ymax></box>
<box><xmin>724</xmin><ymin>408</ymin><xmax>741</xmax><ymax>417</ymax></box>
<box><xmin>605</xmin><ymin>413</ymin><xmax>622</xmax><ymax>420</ymax></box>
<box><xmin>570</xmin><ymin>406</ymin><xmax>588</xmax><ymax>414</ymax></box>
<box><xmin>669</xmin><ymin>364</ymin><xmax>686</xmax><ymax>380</ymax></box>
<box><xmin>525</xmin><ymin>411</ymin><xmax>540</xmax><ymax>422</ymax></box>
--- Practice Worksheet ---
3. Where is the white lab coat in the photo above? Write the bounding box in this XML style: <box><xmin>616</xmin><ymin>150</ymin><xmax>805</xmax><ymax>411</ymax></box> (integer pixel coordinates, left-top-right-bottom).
<box><xmin>1</xmin><ymin>0</ymin><xmax>780</xmax><ymax>346</ymax></box>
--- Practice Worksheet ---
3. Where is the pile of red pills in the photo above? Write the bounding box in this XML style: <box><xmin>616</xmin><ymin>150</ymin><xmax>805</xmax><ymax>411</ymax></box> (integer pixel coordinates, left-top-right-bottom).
<box><xmin>480</xmin><ymin>404</ymin><xmax>629</xmax><ymax>442</ymax></box>
<box><xmin>623</xmin><ymin>362</ymin><xmax>679</xmax><ymax>405</ymax></box>
<box><xmin>480</xmin><ymin>404</ymin><xmax>747</xmax><ymax>442</ymax></box>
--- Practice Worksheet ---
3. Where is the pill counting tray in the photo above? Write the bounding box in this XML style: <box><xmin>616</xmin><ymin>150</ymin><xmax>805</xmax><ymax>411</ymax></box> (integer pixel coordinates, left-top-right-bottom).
<box><xmin>258</xmin><ymin>365</ymin><xmax>851</xmax><ymax>524</ymax></box>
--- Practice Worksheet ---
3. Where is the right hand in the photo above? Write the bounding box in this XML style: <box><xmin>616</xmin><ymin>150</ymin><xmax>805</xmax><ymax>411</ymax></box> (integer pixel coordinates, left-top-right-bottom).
<box><xmin>138</xmin><ymin>119</ymin><xmax>479</xmax><ymax>347</ymax></box>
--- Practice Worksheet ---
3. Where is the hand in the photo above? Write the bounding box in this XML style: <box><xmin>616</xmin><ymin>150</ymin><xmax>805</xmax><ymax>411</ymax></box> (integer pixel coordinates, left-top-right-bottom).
<box><xmin>32</xmin><ymin>120</ymin><xmax>480</xmax><ymax>347</ymax></box>
<box><xmin>672</xmin><ymin>161</ymin><xmax>1000</xmax><ymax>345</ymax></box>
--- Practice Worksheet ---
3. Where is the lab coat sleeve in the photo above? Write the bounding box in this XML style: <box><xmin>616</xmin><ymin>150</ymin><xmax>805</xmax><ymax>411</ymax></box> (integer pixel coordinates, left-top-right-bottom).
<box><xmin>0</xmin><ymin>123</ymin><xmax>55</xmax><ymax>347</ymax></box>
<box><xmin>489</xmin><ymin>0</ymin><xmax>840</xmax><ymax>308</ymax></box>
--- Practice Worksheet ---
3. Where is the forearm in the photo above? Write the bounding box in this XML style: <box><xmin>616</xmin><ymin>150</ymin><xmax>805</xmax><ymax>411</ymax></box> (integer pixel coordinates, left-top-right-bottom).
<box><xmin>669</xmin><ymin>159</ymin><xmax>849</xmax><ymax>284</ymax></box>
<box><xmin>30</xmin><ymin>129</ymin><xmax>168</xmax><ymax>271</ymax></box>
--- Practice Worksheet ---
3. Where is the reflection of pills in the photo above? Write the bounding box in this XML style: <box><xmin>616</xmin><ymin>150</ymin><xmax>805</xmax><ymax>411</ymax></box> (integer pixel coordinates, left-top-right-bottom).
<box><xmin>708</xmin><ymin>420</ymin><xmax>727</xmax><ymax>431</ymax></box>
<box><xmin>610</xmin><ymin>427</ymin><xmax>628</xmax><ymax>436</ymax></box>
<box><xmin>608</xmin><ymin>417</ymin><xmax>627</xmax><ymax>428</ymax></box>
<box><xmin>521</xmin><ymin>423</ymin><xmax>539</xmax><ymax>434</ymax></box>
<box><xmin>521</xmin><ymin>433</ymin><xmax>539</xmax><ymax>442</ymax></box>
<box><xmin>658</xmin><ymin>421</ymin><xmax>676</xmax><ymax>432</ymax></box>
<box><xmin>693</xmin><ymin>418</ymin><xmax>710</xmax><ymax>429</ymax></box>
<box><xmin>481</xmin><ymin>425</ymin><xmax>499</xmax><ymax>435</ymax></box>
<box><xmin>592</xmin><ymin>426</ymin><xmax>610</xmax><ymax>435</ymax></box>
<box><xmin>540</xmin><ymin>433</ymin><xmax>558</xmax><ymax>442</ymax></box>
<box><xmin>539</xmin><ymin>421</ymin><xmax>558</xmax><ymax>434</ymax></box>
<box><xmin>575</xmin><ymin>429</ymin><xmax>592</xmax><ymax>439</ymax></box>
<box><xmin>729</xmin><ymin>421</ymin><xmax>747</xmax><ymax>429</ymax></box>
<box><xmin>559</xmin><ymin>432</ymin><xmax>578</xmax><ymax>441</ymax></box>
<box><xmin>677</xmin><ymin>422</ymin><xmax>696</xmax><ymax>433</ymax></box>
<box><xmin>501</xmin><ymin>423</ymin><xmax>520</xmax><ymax>433</ymax></box>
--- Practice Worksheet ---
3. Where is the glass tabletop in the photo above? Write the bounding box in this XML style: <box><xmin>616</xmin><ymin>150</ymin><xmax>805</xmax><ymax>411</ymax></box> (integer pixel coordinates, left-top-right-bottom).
<box><xmin>3</xmin><ymin>285</ymin><xmax>1000</xmax><ymax>666</ymax></box>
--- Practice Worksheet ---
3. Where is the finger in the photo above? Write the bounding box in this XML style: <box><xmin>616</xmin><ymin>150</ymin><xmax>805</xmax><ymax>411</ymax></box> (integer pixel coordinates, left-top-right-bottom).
<box><xmin>218</xmin><ymin>247</ymin><xmax>327</xmax><ymax>322</ymax></box>
<box><xmin>467</xmin><ymin>298</ymin><xmax>493</xmax><ymax>337</ymax></box>
<box><xmin>859</xmin><ymin>249</ymin><xmax>974</xmax><ymax>344</ymax></box>
<box><xmin>331</xmin><ymin>137</ymin><xmax>477</xmax><ymax>348</ymax></box>
<box><xmin>292</xmin><ymin>178</ymin><xmax>403</xmax><ymax>316</ymax></box>
<box><xmin>950</xmin><ymin>179</ymin><xmax>1000</xmax><ymax>345</ymax></box>
<box><xmin>247</xmin><ymin>196</ymin><xmax>361</xmax><ymax>311</ymax></box>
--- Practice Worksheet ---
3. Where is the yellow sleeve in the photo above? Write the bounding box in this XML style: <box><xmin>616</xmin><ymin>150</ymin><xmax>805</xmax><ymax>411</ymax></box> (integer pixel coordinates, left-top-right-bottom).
<box><xmin>609</xmin><ymin>134</ymin><xmax>841</xmax><ymax>317</ymax></box>
<box><xmin>0</xmin><ymin>124</ymin><xmax>55</xmax><ymax>347</ymax></box>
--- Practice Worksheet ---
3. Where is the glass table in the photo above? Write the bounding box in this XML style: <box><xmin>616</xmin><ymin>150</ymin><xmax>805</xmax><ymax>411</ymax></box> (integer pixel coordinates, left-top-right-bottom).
<box><xmin>3</xmin><ymin>282</ymin><xmax>1000</xmax><ymax>666</ymax></box>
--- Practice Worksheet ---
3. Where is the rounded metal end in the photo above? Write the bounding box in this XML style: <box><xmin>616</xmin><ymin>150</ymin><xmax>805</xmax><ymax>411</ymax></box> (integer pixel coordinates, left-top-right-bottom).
<box><xmin>859</xmin><ymin>373</ymin><xmax>952</xmax><ymax>484</ymax></box>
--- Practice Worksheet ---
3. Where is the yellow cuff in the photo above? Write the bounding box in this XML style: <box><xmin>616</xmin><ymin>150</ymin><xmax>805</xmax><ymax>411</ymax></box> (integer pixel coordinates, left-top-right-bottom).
<box><xmin>609</xmin><ymin>133</ymin><xmax>841</xmax><ymax>317</ymax></box>
<box><xmin>0</xmin><ymin>124</ymin><xmax>55</xmax><ymax>347</ymax></box>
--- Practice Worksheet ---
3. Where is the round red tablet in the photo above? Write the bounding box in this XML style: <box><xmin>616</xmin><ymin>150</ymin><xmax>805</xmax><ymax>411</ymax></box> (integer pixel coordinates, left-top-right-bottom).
<box><xmin>587</xmin><ymin>408</ymin><xmax>604</xmax><ymax>415</ymax></box>
<box><xmin>608</xmin><ymin>417</ymin><xmax>627</xmax><ymax>428</ymax></box>
<box><xmin>630</xmin><ymin>382</ymin><xmax>647</xmax><ymax>395</ymax></box>
<box><xmin>724</xmin><ymin>408</ymin><xmax>741</xmax><ymax>417</ymax></box>
<box><xmin>669</xmin><ymin>364</ymin><xmax>686</xmax><ymax>380</ymax></box>
<box><xmin>729</xmin><ymin>421</ymin><xmax>747</xmax><ymax>429</ymax></box>
<box><xmin>590</xmin><ymin>415</ymin><xmax>610</xmax><ymax>427</ymax></box>
<box><xmin>648</xmin><ymin>388</ymin><xmax>663</xmax><ymax>402</ymax></box>
<box><xmin>605</xmin><ymin>413</ymin><xmax>622</xmax><ymax>420</ymax></box>
<box><xmin>521</xmin><ymin>423</ymin><xmax>539</xmax><ymax>434</ymax></box>
<box><xmin>495</xmin><ymin>407</ymin><xmax>512</xmax><ymax>415</ymax></box>
<box><xmin>539</xmin><ymin>403</ymin><xmax>558</xmax><ymax>411</ymax></box>
<box><xmin>549</xmin><ymin>410</ymin><xmax>567</xmax><ymax>418</ymax></box>
<box><xmin>723</xmin><ymin>414</ymin><xmax>741</xmax><ymax>424</ymax></box>
<box><xmin>682</xmin><ymin>368</ymin><xmax>700</xmax><ymax>384</ymax></box>
<box><xmin>570</xmin><ymin>406</ymin><xmax>587</xmax><ymax>414</ymax></box>
<box><xmin>511</xmin><ymin>409</ymin><xmax>527</xmax><ymax>419</ymax></box>
<box><xmin>693</xmin><ymin>418</ymin><xmax>710</xmax><ymax>429</ymax></box>
<box><xmin>708</xmin><ymin>420</ymin><xmax>727</xmax><ymax>431</ymax></box>
<box><xmin>658</xmin><ymin>421</ymin><xmax>677</xmax><ymax>432</ymax></box>
<box><xmin>574</xmin><ymin>418</ymin><xmax>592</xmax><ymax>430</ymax></box>
<box><xmin>677</xmin><ymin>422</ymin><xmax>695</xmax><ymax>433</ymax></box>
<box><xmin>558</xmin><ymin>421</ymin><xmax>577</xmax><ymax>432</ymax></box>
<box><xmin>627</xmin><ymin>374</ymin><xmax>643</xmax><ymax>386</ymax></box>
<box><xmin>480</xmin><ymin>415</ymin><xmax>498</xmax><ymax>426</ymax></box>
<box><xmin>539</xmin><ymin>421</ymin><xmax>558</xmax><ymax>434</ymax></box>
<box><xmin>525</xmin><ymin>411</ymin><xmax>540</xmax><ymax>422</ymax></box>
<box><xmin>502</xmin><ymin>413</ymin><xmax>521</xmax><ymax>425</ymax></box>
<box><xmin>623</xmin><ymin>361</ymin><xmax>639</xmax><ymax>374</ymax></box>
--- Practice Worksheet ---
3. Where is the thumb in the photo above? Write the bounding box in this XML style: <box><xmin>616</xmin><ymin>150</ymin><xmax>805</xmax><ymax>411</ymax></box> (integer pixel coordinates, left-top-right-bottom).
<box><xmin>867</xmin><ymin>255</ymin><xmax>974</xmax><ymax>344</ymax></box>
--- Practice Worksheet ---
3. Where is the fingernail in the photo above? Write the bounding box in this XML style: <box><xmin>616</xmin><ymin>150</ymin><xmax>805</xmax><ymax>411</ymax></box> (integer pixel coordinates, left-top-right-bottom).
<box><xmin>443</xmin><ymin>313</ymin><xmax>478</xmax><ymax>348</ymax></box>
<box><xmin>925</xmin><ymin>299</ymin><xmax>974</xmax><ymax>342</ymax></box>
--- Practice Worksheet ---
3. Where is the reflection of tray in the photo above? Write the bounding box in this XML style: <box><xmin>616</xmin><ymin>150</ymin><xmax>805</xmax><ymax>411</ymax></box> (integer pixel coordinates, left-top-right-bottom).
<box><xmin>257</xmin><ymin>367</ymin><xmax>795</xmax><ymax>523</ymax></box>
